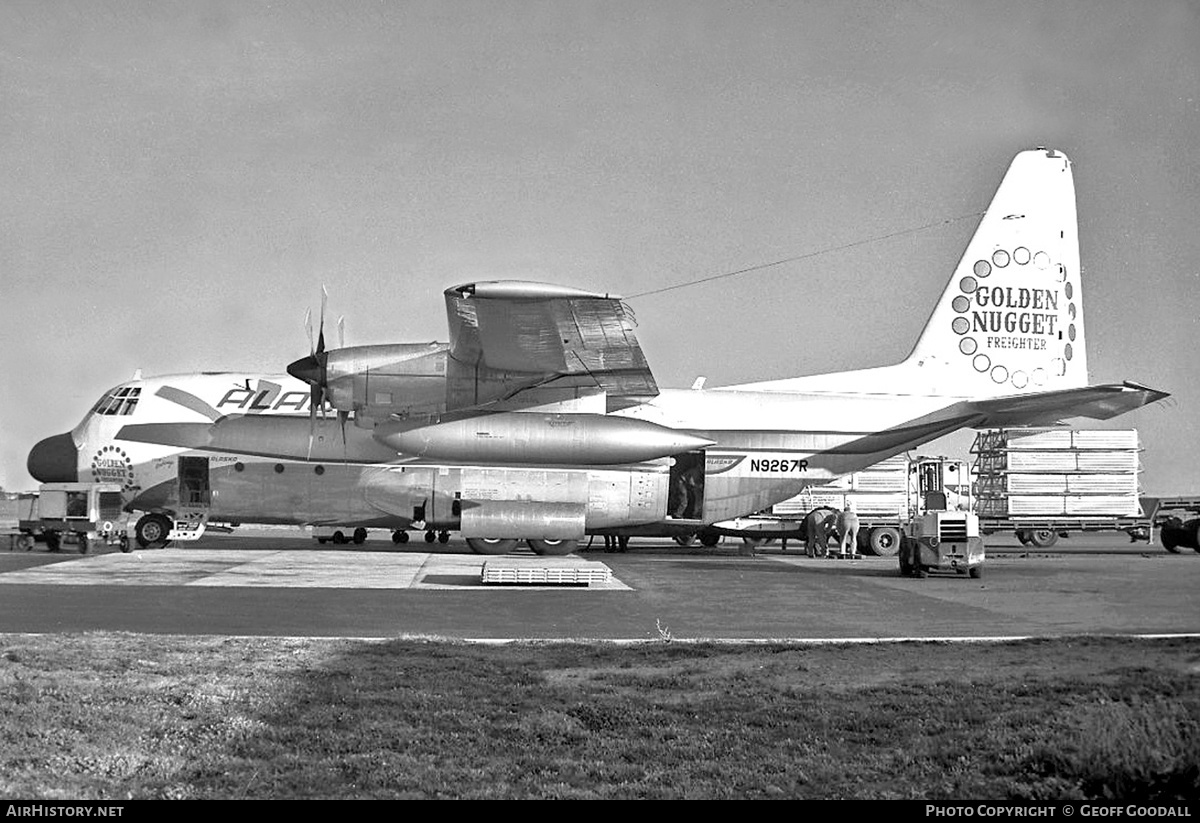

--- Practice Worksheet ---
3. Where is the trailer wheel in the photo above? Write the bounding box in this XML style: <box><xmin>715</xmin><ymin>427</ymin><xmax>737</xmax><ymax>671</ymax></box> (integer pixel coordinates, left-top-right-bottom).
<box><xmin>1028</xmin><ymin>529</ymin><xmax>1058</xmax><ymax>548</ymax></box>
<box><xmin>331</xmin><ymin>530</ymin><xmax>347</xmax><ymax>545</ymax></box>
<box><xmin>45</xmin><ymin>530</ymin><xmax>61</xmax><ymax>552</ymax></box>
<box><xmin>869</xmin><ymin>527</ymin><xmax>901</xmax><ymax>557</ymax></box>
<box><xmin>527</xmin><ymin>538</ymin><xmax>578</xmax><ymax>556</ymax></box>
<box><xmin>1016</xmin><ymin>530</ymin><xmax>1032</xmax><ymax>546</ymax></box>
<box><xmin>352</xmin><ymin>527</ymin><xmax>368</xmax><ymax>545</ymax></box>
<box><xmin>135</xmin><ymin>514</ymin><xmax>172</xmax><ymax>548</ymax></box>
<box><xmin>466</xmin><ymin>537</ymin><xmax>517</xmax><ymax>555</ymax></box>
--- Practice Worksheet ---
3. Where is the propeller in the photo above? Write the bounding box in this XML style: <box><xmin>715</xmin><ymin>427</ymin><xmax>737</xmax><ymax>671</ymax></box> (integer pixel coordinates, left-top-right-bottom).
<box><xmin>288</xmin><ymin>287</ymin><xmax>332</xmax><ymax>459</ymax></box>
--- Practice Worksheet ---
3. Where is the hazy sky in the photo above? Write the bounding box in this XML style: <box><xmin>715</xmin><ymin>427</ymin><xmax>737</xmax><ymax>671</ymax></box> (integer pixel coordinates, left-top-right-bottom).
<box><xmin>2</xmin><ymin>0</ymin><xmax>1197</xmax><ymax>494</ymax></box>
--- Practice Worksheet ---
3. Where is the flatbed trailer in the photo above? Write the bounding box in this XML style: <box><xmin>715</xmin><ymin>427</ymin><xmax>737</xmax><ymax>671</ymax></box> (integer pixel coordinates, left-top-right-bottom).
<box><xmin>981</xmin><ymin>496</ymin><xmax>1200</xmax><ymax>551</ymax></box>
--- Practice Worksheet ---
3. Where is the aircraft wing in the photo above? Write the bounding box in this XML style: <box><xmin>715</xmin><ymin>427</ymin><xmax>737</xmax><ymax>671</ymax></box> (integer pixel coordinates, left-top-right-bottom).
<box><xmin>443</xmin><ymin>281</ymin><xmax>658</xmax><ymax>410</ymax></box>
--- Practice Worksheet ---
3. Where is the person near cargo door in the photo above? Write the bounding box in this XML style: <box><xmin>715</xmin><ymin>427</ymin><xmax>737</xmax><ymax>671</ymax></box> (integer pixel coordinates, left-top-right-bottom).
<box><xmin>837</xmin><ymin>501</ymin><xmax>860</xmax><ymax>558</ymax></box>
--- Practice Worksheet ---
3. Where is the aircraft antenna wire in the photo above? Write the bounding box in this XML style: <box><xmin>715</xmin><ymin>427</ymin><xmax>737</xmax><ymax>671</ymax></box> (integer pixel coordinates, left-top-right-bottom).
<box><xmin>626</xmin><ymin>211</ymin><xmax>985</xmax><ymax>300</ymax></box>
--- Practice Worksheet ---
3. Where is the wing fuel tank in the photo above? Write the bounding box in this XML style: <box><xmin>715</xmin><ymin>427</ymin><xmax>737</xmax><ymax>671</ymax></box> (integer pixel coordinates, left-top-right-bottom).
<box><xmin>374</xmin><ymin>412</ymin><xmax>714</xmax><ymax>465</ymax></box>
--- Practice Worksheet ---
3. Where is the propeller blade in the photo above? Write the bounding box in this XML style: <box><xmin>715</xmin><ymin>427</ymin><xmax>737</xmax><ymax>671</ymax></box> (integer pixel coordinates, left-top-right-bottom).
<box><xmin>304</xmin><ymin>309</ymin><xmax>314</xmax><ymax>356</ymax></box>
<box><xmin>337</xmin><ymin>315</ymin><xmax>345</xmax><ymax>349</ymax></box>
<box><xmin>316</xmin><ymin>286</ymin><xmax>328</xmax><ymax>354</ymax></box>
<box><xmin>338</xmin><ymin>410</ymin><xmax>350</xmax><ymax>459</ymax></box>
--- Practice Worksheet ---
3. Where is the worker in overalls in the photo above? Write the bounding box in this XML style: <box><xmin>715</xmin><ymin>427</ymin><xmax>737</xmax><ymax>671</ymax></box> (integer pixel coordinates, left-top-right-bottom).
<box><xmin>837</xmin><ymin>501</ymin><xmax>860</xmax><ymax>559</ymax></box>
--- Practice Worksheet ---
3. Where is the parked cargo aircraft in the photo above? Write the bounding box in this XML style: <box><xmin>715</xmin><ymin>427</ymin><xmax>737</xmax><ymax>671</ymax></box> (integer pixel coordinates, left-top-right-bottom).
<box><xmin>27</xmin><ymin>148</ymin><xmax>1166</xmax><ymax>553</ymax></box>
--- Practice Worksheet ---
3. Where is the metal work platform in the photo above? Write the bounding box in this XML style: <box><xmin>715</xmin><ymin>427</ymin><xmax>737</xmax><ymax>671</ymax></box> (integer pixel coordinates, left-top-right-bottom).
<box><xmin>480</xmin><ymin>558</ymin><xmax>612</xmax><ymax>586</ymax></box>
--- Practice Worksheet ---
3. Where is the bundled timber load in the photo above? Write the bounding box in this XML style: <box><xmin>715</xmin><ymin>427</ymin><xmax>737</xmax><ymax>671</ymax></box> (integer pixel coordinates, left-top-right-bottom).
<box><xmin>971</xmin><ymin>428</ymin><xmax>1142</xmax><ymax>518</ymax></box>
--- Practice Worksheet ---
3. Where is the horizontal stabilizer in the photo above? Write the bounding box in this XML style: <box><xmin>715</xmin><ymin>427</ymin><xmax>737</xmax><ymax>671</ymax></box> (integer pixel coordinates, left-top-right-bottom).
<box><xmin>964</xmin><ymin>381</ymin><xmax>1169</xmax><ymax>428</ymax></box>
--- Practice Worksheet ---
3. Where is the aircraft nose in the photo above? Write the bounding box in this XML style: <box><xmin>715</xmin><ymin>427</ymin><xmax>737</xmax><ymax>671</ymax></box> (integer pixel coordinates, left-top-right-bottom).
<box><xmin>27</xmin><ymin>432</ymin><xmax>79</xmax><ymax>483</ymax></box>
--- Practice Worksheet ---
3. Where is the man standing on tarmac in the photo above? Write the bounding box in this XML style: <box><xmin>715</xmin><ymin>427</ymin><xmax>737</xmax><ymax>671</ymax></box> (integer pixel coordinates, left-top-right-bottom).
<box><xmin>838</xmin><ymin>501</ymin><xmax>860</xmax><ymax>559</ymax></box>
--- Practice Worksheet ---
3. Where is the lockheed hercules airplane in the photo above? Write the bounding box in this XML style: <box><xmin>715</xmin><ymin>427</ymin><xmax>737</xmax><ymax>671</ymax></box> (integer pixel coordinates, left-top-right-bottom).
<box><xmin>27</xmin><ymin>148</ymin><xmax>1166</xmax><ymax>553</ymax></box>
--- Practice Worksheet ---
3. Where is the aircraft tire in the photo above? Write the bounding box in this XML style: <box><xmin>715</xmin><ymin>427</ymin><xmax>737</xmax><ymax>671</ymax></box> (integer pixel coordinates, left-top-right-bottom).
<box><xmin>527</xmin><ymin>538</ymin><xmax>578</xmax><ymax>556</ymax></box>
<box><xmin>1028</xmin><ymin>529</ymin><xmax>1058</xmax><ymax>548</ymax></box>
<box><xmin>134</xmin><ymin>514</ymin><xmax>172</xmax><ymax>549</ymax></box>
<box><xmin>466</xmin><ymin>537</ymin><xmax>517</xmax><ymax>555</ymax></box>
<box><xmin>352</xmin><ymin>527</ymin><xmax>367</xmax><ymax>545</ymax></box>
<box><xmin>672</xmin><ymin>533</ymin><xmax>696</xmax><ymax>547</ymax></box>
<box><xmin>868</xmin><ymin>527</ymin><xmax>902</xmax><ymax>557</ymax></box>
<box><xmin>438</xmin><ymin>531</ymin><xmax>450</xmax><ymax>544</ymax></box>
<box><xmin>698</xmin><ymin>529</ymin><xmax>721</xmax><ymax>547</ymax></box>
<box><xmin>392</xmin><ymin>530</ymin><xmax>409</xmax><ymax>544</ymax></box>
<box><xmin>424</xmin><ymin>531</ymin><xmax>436</xmax><ymax>544</ymax></box>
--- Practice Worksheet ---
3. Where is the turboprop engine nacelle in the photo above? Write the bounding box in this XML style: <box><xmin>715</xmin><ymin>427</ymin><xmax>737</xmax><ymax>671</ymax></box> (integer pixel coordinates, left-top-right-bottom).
<box><xmin>374</xmin><ymin>412</ymin><xmax>714</xmax><ymax>465</ymax></box>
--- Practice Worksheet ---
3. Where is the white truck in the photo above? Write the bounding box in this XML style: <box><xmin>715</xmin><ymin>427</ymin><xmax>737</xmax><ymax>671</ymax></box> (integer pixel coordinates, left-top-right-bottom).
<box><xmin>720</xmin><ymin>455</ymin><xmax>971</xmax><ymax>556</ymax></box>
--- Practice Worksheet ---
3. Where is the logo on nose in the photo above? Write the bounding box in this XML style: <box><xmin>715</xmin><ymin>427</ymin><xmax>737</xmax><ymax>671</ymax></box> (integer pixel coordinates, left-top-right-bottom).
<box><xmin>88</xmin><ymin>445</ymin><xmax>136</xmax><ymax>490</ymax></box>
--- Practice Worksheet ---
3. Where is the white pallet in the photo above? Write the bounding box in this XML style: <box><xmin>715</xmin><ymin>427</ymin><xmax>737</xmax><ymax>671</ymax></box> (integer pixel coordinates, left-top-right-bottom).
<box><xmin>480</xmin><ymin>561</ymin><xmax>610</xmax><ymax>586</ymax></box>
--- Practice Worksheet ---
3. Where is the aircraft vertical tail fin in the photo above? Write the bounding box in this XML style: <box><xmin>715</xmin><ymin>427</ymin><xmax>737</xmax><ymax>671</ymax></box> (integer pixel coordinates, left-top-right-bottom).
<box><xmin>906</xmin><ymin>148</ymin><xmax>1087</xmax><ymax>397</ymax></box>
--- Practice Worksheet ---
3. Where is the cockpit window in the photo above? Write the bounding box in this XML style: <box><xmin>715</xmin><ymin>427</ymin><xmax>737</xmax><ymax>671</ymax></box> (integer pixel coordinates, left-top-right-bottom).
<box><xmin>92</xmin><ymin>386</ymin><xmax>141</xmax><ymax>416</ymax></box>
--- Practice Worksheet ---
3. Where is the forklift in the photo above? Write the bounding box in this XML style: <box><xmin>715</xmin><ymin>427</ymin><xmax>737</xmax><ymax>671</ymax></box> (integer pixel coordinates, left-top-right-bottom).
<box><xmin>897</xmin><ymin>457</ymin><xmax>985</xmax><ymax>579</ymax></box>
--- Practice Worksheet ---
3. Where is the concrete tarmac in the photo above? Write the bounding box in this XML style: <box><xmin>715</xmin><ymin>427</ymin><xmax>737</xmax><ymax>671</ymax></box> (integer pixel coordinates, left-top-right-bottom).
<box><xmin>0</xmin><ymin>532</ymin><xmax>1196</xmax><ymax>641</ymax></box>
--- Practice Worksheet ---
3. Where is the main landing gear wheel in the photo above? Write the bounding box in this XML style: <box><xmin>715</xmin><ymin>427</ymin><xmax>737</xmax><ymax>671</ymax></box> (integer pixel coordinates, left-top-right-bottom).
<box><xmin>352</xmin><ymin>527</ymin><xmax>368</xmax><ymax>545</ymax></box>
<box><xmin>134</xmin><ymin>513</ymin><xmax>172</xmax><ymax>549</ymax></box>
<box><xmin>424</xmin><ymin>530</ymin><xmax>436</xmax><ymax>544</ymax></box>
<box><xmin>438</xmin><ymin>531</ymin><xmax>450</xmax><ymax>544</ymax></box>
<box><xmin>698</xmin><ymin>529</ymin><xmax>722</xmax><ymax>547</ymax></box>
<box><xmin>466</xmin><ymin>537</ymin><xmax>518</xmax><ymax>555</ymax></box>
<box><xmin>672</xmin><ymin>533</ymin><xmax>697</xmax><ymax>547</ymax></box>
<box><xmin>392</xmin><ymin>530</ymin><xmax>410</xmax><ymax>545</ymax></box>
<box><xmin>527</xmin><ymin>538</ymin><xmax>578</xmax><ymax>556</ymax></box>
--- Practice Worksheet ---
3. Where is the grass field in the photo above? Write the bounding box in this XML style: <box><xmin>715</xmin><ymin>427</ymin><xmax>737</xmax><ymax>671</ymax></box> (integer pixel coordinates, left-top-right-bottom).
<box><xmin>1</xmin><ymin>633</ymin><xmax>1197</xmax><ymax>799</ymax></box>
